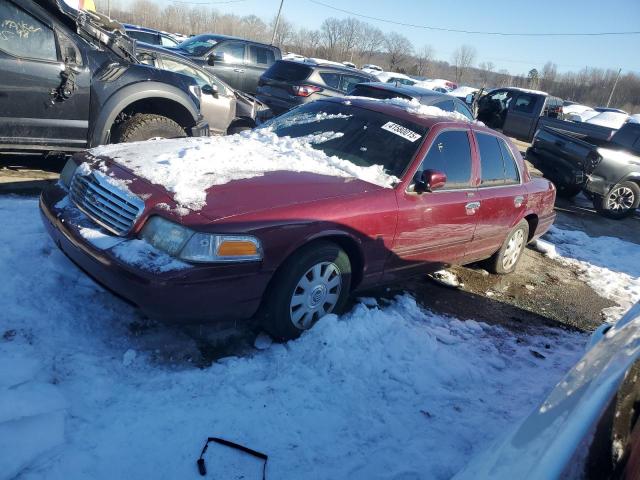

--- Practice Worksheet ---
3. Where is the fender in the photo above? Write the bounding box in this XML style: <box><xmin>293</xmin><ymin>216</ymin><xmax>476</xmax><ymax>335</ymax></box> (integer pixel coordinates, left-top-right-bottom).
<box><xmin>620</xmin><ymin>171</ymin><xmax>640</xmax><ymax>184</ymax></box>
<box><xmin>89</xmin><ymin>82</ymin><xmax>199</xmax><ymax>147</ymax></box>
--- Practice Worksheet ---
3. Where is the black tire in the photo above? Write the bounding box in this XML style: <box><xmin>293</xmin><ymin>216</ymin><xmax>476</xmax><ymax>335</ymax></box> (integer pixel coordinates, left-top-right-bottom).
<box><xmin>487</xmin><ymin>219</ymin><xmax>529</xmax><ymax>275</ymax></box>
<box><xmin>593</xmin><ymin>181</ymin><xmax>640</xmax><ymax>219</ymax></box>
<box><xmin>227</xmin><ymin>119</ymin><xmax>255</xmax><ymax>135</ymax></box>
<box><xmin>112</xmin><ymin>113</ymin><xmax>186</xmax><ymax>143</ymax></box>
<box><xmin>261</xmin><ymin>241</ymin><xmax>351</xmax><ymax>341</ymax></box>
<box><xmin>556</xmin><ymin>184</ymin><xmax>583</xmax><ymax>199</ymax></box>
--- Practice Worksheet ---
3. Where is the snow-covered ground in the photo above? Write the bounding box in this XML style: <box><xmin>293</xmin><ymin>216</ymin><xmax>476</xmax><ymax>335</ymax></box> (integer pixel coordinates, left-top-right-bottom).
<box><xmin>2</xmin><ymin>196</ymin><xmax>639</xmax><ymax>479</ymax></box>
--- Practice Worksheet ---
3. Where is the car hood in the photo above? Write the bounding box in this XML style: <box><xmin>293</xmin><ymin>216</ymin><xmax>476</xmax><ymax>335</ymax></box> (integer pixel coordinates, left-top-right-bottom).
<box><xmin>80</xmin><ymin>152</ymin><xmax>385</xmax><ymax>224</ymax></box>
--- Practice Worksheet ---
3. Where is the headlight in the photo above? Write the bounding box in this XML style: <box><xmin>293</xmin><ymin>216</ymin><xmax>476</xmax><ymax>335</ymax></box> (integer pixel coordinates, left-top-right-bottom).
<box><xmin>59</xmin><ymin>158</ymin><xmax>78</xmax><ymax>188</ymax></box>
<box><xmin>140</xmin><ymin>216</ymin><xmax>262</xmax><ymax>263</ymax></box>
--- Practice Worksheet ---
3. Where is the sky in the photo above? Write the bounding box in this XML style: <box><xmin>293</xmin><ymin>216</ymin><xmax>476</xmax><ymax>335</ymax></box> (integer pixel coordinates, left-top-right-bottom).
<box><xmin>158</xmin><ymin>0</ymin><xmax>640</xmax><ymax>75</ymax></box>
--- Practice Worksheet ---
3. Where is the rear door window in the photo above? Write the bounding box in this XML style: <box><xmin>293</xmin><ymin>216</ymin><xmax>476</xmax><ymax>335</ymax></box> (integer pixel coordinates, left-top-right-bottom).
<box><xmin>418</xmin><ymin>130</ymin><xmax>473</xmax><ymax>189</ymax></box>
<box><xmin>249</xmin><ymin>45</ymin><xmax>276</xmax><ymax>66</ymax></box>
<box><xmin>0</xmin><ymin>1</ymin><xmax>57</xmax><ymax>61</ymax></box>
<box><xmin>498</xmin><ymin>139</ymin><xmax>520</xmax><ymax>184</ymax></box>
<box><xmin>265</xmin><ymin>61</ymin><xmax>313</xmax><ymax>81</ymax></box>
<box><xmin>454</xmin><ymin>101</ymin><xmax>474</xmax><ymax>120</ymax></box>
<box><xmin>160</xmin><ymin>35</ymin><xmax>179</xmax><ymax>47</ymax></box>
<box><xmin>513</xmin><ymin>94</ymin><xmax>536</xmax><ymax>113</ymax></box>
<box><xmin>477</xmin><ymin>133</ymin><xmax>505</xmax><ymax>186</ymax></box>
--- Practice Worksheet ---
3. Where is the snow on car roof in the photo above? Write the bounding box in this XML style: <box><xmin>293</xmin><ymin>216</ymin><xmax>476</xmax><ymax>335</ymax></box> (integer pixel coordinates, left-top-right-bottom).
<box><xmin>89</xmin><ymin>129</ymin><xmax>400</xmax><ymax>211</ymax></box>
<box><xmin>585</xmin><ymin>111</ymin><xmax>630</xmax><ymax>129</ymax></box>
<box><xmin>344</xmin><ymin>96</ymin><xmax>473</xmax><ymax>123</ymax></box>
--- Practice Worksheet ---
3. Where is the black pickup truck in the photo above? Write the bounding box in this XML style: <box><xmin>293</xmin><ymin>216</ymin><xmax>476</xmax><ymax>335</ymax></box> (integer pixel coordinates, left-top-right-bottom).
<box><xmin>527</xmin><ymin>122</ymin><xmax>640</xmax><ymax>218</ymax></box>
<box><xmin>476</xmin><ymin>87</ymin><xmax>618</xmax><ymax>143</ymax></box>
<box><xmin>1</xmin><ymin>0</ymin><xmax>208</xmax><ymax>154</ymax></box>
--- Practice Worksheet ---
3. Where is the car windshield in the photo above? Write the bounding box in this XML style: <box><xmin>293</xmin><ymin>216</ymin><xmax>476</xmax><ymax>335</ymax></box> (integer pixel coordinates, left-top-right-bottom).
<box><xmin>176</xmin><ymin>35</ymin><xmax>218</xmax><ymax>56</ymax></box>
<box><xmin>263</xmin><ymin>102</ymin><xmax>428</xmax><ymax>179</ymax></box>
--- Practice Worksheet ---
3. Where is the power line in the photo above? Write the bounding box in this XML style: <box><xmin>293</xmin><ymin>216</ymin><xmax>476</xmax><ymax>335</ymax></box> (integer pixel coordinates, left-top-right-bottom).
<box><xmin>171</xmin><ymin>0</ymin><xmax>247</xmax><ymax>5</ymax></box>
<box><xmin>309</xmin><ymin>0</ymin><xmax>640</xmax><ymax>37</ymax></box>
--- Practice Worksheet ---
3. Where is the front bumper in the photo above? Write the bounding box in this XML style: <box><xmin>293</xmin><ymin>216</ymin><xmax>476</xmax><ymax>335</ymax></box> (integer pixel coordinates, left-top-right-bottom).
<box><xmin>189</xmin><ymin>117</ymin><xmax>210</xmax><ymax>137</ymax></box>
<box><xmin>40</xmin><ymin>185</ymin><xmax>270</xmax><ymax>322</ymax></box>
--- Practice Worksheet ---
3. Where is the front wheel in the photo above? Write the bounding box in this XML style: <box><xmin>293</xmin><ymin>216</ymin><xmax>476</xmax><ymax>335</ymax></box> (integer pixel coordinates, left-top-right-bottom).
<box><xmin>487</xmin><ymin>220</ymin><xmax>529</xmax><ymax>275</ymax></box>
<box><xmin>593</xmin><ymin>181</ymin><xmax>640</xmax><ymax>219</ymax></box>
<box><xmin>261</xmin><ymin>241</ymin><xmax>351</xmax><ymax>341</ymax></box>
<box><xmin>112</xmin><ymin>113</ymin><xmax>186</xmax><ymax>143</ymax></box>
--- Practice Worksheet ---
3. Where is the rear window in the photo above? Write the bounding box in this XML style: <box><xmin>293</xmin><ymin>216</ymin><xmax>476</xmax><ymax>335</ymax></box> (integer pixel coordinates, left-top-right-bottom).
<box><xmin>477</xmin><ymin>133</ymin><xmax>521</xmax><ymax>186</ymax></box>
<box><xmin>349</xmin><ymin>85</ymin><xmax>412</xmax><ymax>101</ymax></box>
<box><xmin>264</xmin><ymin>61</ymin><xmax>313</xmax><ymax>82</ymax></box>
<box><xmin>263</xmin><ymin>102</ymin><xmax>428</xmax><ymax>179</ymax></box>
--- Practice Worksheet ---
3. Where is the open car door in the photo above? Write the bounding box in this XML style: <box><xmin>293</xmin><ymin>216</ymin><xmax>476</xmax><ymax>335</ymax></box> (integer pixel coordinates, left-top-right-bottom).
<box><xmin>502</xmin><ymin>92</ymin><xmax>544</xmax><ymax>142</ymax></box>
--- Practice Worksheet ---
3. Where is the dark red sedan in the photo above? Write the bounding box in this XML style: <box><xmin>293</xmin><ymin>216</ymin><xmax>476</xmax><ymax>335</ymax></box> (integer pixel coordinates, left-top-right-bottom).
<box><xmin>40</xmin><ymin>98</ymin><xmax>556</xmax><ymax>340</ymax></box>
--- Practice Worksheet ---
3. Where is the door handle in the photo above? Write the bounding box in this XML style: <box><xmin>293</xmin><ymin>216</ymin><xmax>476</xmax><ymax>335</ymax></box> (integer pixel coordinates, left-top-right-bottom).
<box><xmin>514</xmin><ymin>195</ymin><xmax>525</xmax><ymax>208</ymax></box>
<box><xmin>233</xmin><ymin>68</ymin><xmax>245</xmax><ymax>73</ymax></box>
<box><xmin>465</xmin><ymin>201</ymin><xmax>481</xmax><ymax>214</ymax></box>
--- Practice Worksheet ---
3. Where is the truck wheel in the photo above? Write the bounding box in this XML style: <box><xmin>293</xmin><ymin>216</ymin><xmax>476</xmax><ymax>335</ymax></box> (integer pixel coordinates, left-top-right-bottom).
<box><xmin>261</xmin><ymin>241</ymin><xmax>351</xmax><ymax>341</ymax></box>
<box><xmin>593</xmin><ymin>181</ymin><xmax>640</xmax><ymax>219</ymax></box>
<box><xmin>556</xmin><ymin>184</ymin><xmax>583</xmax><ymax>199</ymax></box>
<box><xmin>112</xmin><ymin>114</ymin><xmax>186</xmax><ymax>143</ymax></box>
<box><xmin>487</xmin><ymin>220</ymin><xmax>529</xmax><ymax>275</ymax></box>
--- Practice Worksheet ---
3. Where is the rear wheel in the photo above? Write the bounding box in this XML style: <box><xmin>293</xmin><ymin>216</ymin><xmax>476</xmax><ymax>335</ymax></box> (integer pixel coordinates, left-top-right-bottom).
<box><xmin>112</xmin><ymin>113</ymin><xmax>186</xmax><ymax>143</ymax></box>
<box><xmin>593</xmin><ymin>181</ymin><xmax>640</xmax><ymax>219</ymax></box>
<box><xmin>261</xmin><ymin>241</ymin><xmax>351</xmax><ymax>341</ymax></box>
<box><xmin>487</xmin><ymin>220</ymin><xmax>529</xmax><ymax>275</ymax></box>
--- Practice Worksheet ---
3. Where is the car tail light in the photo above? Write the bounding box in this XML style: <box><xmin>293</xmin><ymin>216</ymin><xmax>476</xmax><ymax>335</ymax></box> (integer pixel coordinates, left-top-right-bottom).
<box><xmin>291</xmin><ymin>85</ymin><xmax>323</xmax><ymax>97</ymax></box>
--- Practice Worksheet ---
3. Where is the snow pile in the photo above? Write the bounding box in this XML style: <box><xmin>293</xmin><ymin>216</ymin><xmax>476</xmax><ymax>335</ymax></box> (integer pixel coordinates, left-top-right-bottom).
<box><xmin>543</xmin><ymin>226</ymin><xmax>640</xmax><ymax>321</ymax></box>
<box><xmin>347</xmin><ymin>96</ymin><xmax>472</xmax><ymax>122</ymax></box>
<box><xmin>629</xmin><ymin>114</ymin><xmax>640</xmax><ymax>124</ymax></box>
<box><xmin>562</xmin><ymin>104</ymin><xmax>593</xmax><ymax>116</ymax></box>
<box><xmin>373</xmin><ymin>71</ymin><xmax>416</xmax><ymax>83</ymax></box>
<box><xmin>449</xmin><ymin>86</ymin><xmax>478</xmax><ymax>98</ymax></box>
<box><xmin>2</xmin><ymin>197</ymin><xmax>585</xmax><ymax>479</ymax></box>
<box><xmin>586</xmin><ymin>111</ymin><xmax>629</xmax><ymax>129</ymax></box>
<box><xmin>90</xmin><ymin>129</ymin><xmax>397</xmax><ymax>211</ymax></box>
<box><xmin>0</xmin><ymin>341</ymin><xmax>66</xmax><ymax>480</ymax></box>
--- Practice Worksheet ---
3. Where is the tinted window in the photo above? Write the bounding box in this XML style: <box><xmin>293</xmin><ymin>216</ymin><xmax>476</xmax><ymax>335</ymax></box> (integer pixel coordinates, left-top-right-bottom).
<box><xmin>161</xmin><ymin>57</ymin><xmax>211</xmax><ymax>87</ymax></box>
<box><xmin>214</xmin><ymin>42</ymin><xmax>245</xmax><ymax>63</ymax></box>
<box><xmin>418</xmin><ymin>130</ymin><xmax>472</xmax><ymax>189</ymax></box>
<box><xmin>264</xmin><ymin>61</ymin><xmax>313</xmax><ymax>81</ymax></box>
<box><xmin>249</xmin><ymin>45</ymin><xmax>275</xmax><ymax>66</ymax></box>
<box><xmin>454</xmin><ymin>101</ymin><xmax>474</xmax><ymax>120</ymax></box>
<box><xmin>177</xmin><ymin>34</ymin><xmax>218</xmax><ymax>56</ymax></box>
<box><xmin>435</xmin><ymin>100</ymin><xmax>455</xmax><ymax>112</ymax></box>
<box><xmin>319</xmin><ymin>72</ymin><xmax>340</xmax><ymax>89</ymax></box>
<box><xmin>0</xmin><ymin>2</ymin><xmax>56</xmax><ymax>61</ymax></box>
<box><xmin>265</xmin><ymin>102</ymin><xmax>428</xmax><ymax>179</ymax></box>
<box><xmin>513</xmin><ymin>94</ymin><xmax>536</xmax><ymax>113</ymax></box>
<box><xmin>477</xmin><ymin>133</ymin><xmax>505</xmax><ymax>186</ymax></box>
<box><xmin>128</xmin><ymin>30</ymin><xmax>159</xmax><ymax>44</ymax></box>
<box><xmin>340</xmin><ymin>74</ymin><xmax>370</xmax><ymax>93</ymax></box>
<box><xmin>498</xmin><ymin>138</ymin><xmax>520</xmax><ymax>184</ymax></box>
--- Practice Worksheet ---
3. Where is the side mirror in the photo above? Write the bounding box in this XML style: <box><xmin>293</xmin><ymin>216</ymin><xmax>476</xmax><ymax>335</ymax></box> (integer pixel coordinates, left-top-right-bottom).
<box><xmin>201</xmin><ymin>84</ymin><xmax>218</xmax><ymax>96</ymax></box>
<box><xmin>415</xmin><ymin>169</ymin><xmax>447</xmax><ymax>193</ymax></box>
<box><xmin>207</xmin><ymin>52</ymin><xmax>225</xmax><ymax>66</ymax></box>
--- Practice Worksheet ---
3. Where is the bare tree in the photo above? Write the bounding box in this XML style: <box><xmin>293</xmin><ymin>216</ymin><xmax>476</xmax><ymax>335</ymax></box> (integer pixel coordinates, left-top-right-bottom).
<box><xmin>414</xmin><ymin>45</ymin><xmax>434</xmax><ymax>77</ymax></box>
<box><xmin>540</xmin><ymin>61</ymin><xmax>557</xmax><ymax>92</ymax></box>
<box><xmin>384</xmin><ymin>32</ymin><xmax>413</xmax><ymax>71</ymax></box>
<box><xmin>320</xmin><ymin>18</ymin><xmax>343</xmax><ymax>59</ymax></box>
<box><xmin>356</xmin><ymin>23</ymin><xmax>385</xmax><ymax>62</ymax></box>
<box><xmin>451</xmin><ymin>45</ymin><xmax>476</xmax><ymax>84</ymax></box>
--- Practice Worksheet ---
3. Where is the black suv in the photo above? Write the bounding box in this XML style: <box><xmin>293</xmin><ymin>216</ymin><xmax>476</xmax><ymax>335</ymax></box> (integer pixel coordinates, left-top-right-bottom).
<box><xmin>169</xmin><ymin>34</ymin><xmax>281</xmax><ymax>94</ymax></box>
<box><xmin>0</xmin><ymin>0</ymin><xmax>208</xmax><ymax>153</ymax></box>
<box><xmin>256</xmin><ymin>60</ymin><xmax>376</xmax><ymax>115</ymax></box>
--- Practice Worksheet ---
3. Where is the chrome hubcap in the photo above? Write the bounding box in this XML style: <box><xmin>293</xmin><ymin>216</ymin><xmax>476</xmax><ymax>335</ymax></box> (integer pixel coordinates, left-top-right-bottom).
<box><xmin>503</xmin><ymin>228</ymin><xmax>525</xmax><ymax>270</ymax></box>
<box><xmin>290</xmin><ymin>261</ymin><xmax>341</xmax><ymax>330</ymax></box>
<box><xmin>607</xmin><ymin>187</ymin><xmax>635</xmax><ymax>211</ymax></box>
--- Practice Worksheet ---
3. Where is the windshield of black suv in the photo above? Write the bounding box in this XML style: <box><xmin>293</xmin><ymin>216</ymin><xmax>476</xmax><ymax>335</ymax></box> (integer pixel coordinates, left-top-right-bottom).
<box><xmin>177</xmin><ymin>35</ymin><xmax>218</xmax><ymax>56</ymax></box>
<box><xmin>264</xmin><ymin>102</ymin><xmax>428</xmax><ymax>179</ymax></box>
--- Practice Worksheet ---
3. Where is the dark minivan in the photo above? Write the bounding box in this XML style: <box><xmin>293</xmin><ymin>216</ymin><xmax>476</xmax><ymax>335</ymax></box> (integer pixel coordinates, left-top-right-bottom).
<box><xmin>256</xmin><ymin>60</ymin><xmax>376</xmax><ymax>115</ymax></box>
<box><xmin>170</xmin><ymin>34</ymin><xmax>281</xmax><ymax>94</ymax></box>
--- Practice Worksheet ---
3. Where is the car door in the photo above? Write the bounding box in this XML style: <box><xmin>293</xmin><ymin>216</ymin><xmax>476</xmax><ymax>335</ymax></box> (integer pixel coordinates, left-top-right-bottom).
<box><xmin>386</xmin><ymin>128</ymin><xmax>480</xmax><ymax>279</ymax></box>
<box><xmin>208</xmin><ymin>41</ymin><xmax>246</xmax><ymax>91</ymax></box>
<box><xmin>244</xmin><ymin>44</ymin><xmax>276</xmax><ymax>94</ymax></box>
<box><xmin>0</xmin><ymin>0</ymin><xmax>90</xmax><ymax>150</ymax></box>
<box><xmin>158</xmin><ymin>55</ymin><xmax>234</xmax><ymax>135</ymax></box>
<box><xmin>466</xmin><ymin>131</ymin><xmax>526</xmax><ymax>262</ymax></box>
<box><xmin>502</xmin><ymin>93</ymin><xmax>543</xmax><ymax>142</ymax></box>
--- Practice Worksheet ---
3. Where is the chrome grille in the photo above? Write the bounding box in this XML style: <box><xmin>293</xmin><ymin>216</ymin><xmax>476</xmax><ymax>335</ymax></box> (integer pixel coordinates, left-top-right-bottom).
<box><xmin>69</xmin><ymin>171</ymin><xmax>144</xmax><ymax>236</ymax></box>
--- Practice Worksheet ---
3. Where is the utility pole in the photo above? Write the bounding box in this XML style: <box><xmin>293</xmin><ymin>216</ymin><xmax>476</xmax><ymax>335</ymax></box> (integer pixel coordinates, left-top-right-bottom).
<box><xmin>606</xmin><ymin>68</ymin><xmax>622</xmax><ymax>108</ymax></box>
<box><xmin>270</xmin><ymin>0</ymin><xmax>284</xmax><ymax>46</ymax></box>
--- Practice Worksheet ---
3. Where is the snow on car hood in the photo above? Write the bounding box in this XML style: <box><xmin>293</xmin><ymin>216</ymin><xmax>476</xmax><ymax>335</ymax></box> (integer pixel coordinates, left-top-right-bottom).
<box><xmin>89</xmin><ymin>129</ymin><xmax>398</xmax><ymax>211</ymax></box>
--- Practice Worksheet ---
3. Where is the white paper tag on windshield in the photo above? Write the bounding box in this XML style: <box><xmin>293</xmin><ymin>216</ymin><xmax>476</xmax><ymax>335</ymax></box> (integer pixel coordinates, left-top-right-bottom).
<box><xmin>381</xmin><ymin>122</ymin><xmax>421</xmax><ymax>142</ymax></box>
